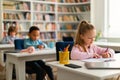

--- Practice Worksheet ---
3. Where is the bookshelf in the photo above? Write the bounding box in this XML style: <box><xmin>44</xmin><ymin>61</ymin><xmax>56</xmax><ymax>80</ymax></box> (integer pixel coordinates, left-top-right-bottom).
<box><xmin>56</xmin><ymin>0</ymin><xmax>91</xmax><ymax>41</ymax></box>
<box><xmin>32</xmin><ymin>1</ymin><xmax>56</xmax><ymax>43</ymax></box>
<box><xmin>0</xmin><ymin>0</ymin><xmax>91</xmax><ymax>46</ymax></box>
<box><xmin>1</xmin><ymin>0</ymin><xmax>31</xmax><ymax>38</ymax></box>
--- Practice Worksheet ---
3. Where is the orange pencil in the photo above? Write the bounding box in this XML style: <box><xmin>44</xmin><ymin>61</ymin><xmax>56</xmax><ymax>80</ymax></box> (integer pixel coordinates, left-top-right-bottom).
<box><xmin>64</xmin><ymin>44</ymin><xmax>70</xmax><ymax>51</ymax></box>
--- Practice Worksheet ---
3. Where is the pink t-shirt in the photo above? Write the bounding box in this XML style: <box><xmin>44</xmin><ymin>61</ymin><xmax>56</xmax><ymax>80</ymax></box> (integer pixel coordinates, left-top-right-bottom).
<box><xmin>71</xmin><ymin>44</ymin><xmax>115</xmax><ymax>60</ymax></box>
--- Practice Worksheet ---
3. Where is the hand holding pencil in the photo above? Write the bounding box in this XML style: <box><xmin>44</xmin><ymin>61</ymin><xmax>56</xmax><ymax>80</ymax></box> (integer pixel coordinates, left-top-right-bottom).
<box><xmin>101</xmin><ymin>48</ymin><xmax>111</xmax><ymax>58</ymax></box>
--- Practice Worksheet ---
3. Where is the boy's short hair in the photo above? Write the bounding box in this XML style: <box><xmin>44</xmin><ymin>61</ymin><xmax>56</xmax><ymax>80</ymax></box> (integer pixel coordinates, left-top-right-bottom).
<box><xmin>29</xmin><ymin>26</ymin><xmax>40</xmax><ymax>33</ymax></box>
<box><xmin>8</xmin><ymin>26</ymin><xmax>17</xmax><ymax>36</ymax></box>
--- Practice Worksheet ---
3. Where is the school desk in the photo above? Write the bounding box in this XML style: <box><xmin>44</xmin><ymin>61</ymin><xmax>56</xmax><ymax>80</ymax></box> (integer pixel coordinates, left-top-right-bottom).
<box><xmin>6</xmin><ymin>48</ymin><xmax>56</xmax><ymax>80</ymax></box>
<box><xmin>47</xmin><ymin>54</ymin><xmax>120</xmax><ymax>80</ymax></box>
<box><xmin>0</xmin><ymin>44</ymin><xmax>14</xmax><ymax>65</ymax></box>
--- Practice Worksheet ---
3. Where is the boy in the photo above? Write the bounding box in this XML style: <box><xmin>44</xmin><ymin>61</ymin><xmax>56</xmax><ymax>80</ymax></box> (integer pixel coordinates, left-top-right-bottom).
<box><xmin>22</xmin><ymin>26</ymin><xmax>54</xmax><ymax>80</ymax></box>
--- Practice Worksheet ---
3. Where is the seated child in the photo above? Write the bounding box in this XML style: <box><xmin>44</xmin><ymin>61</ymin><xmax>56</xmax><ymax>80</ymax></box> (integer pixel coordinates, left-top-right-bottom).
<box><xmin>1</xmin><ymin>26</ymin><xmax>18</xmax><ymax>44</ymax></box>
<box><xmin>71</xmin><ymin>21</ymin><xmax>115</xmax><ymax>60</ymax></box>
<box><xmin>21</xmin><ymin>26</ymin><xmax>54</xmax><ymax>80</ymax></box>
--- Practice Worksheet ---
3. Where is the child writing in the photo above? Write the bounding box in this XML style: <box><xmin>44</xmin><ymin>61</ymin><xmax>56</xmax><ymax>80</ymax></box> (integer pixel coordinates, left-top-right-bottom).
<box><xmin>21</xmin><ymin>26</ymin><xmax>54</xmax><ymax>80</ymax></box>
<box><xmin>1</xmin><ymin>26</ymin><xmax>18</xmax><ymax>44</ymax></box>
<box><xmin>71</xmin><ymin>21</ymin><xmax>115</xmax><ymax>60</ymax></box>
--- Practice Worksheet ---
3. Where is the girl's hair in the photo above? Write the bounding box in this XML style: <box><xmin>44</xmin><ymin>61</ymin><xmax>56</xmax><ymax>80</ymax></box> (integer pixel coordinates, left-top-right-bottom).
<box><xmin>74</xmin><ymin>20</ymin><xmax>95</xmax><ymax>46</ymax></box>
<box><xmin>8</xmin><ymin>26</ymin><xmax>17</xmax><ymax>36</ymax></box>
<box><xmin>29</xmin><ymin>26</ymin><xmax>40</xmax><ymax>33</ymax></box>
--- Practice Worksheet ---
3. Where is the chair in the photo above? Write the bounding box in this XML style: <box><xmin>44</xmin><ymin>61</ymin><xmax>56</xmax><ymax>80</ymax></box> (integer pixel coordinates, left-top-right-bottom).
<box><xmin>14</xmin><ymin>39</ymin><xmax>24</xmax><ymax>50</ymax></box>
<box><xmin>14</xmin><ymin>39</ymin><xmax>47</xmax><ymax>80</ymax></box>
<box><xmin>56</xmin><ymin>41</ymin><xmax>74</xmax><ymax>61</ymax></box>
<box><xmin>62</xmin><ymin>36</ymin><xmax>74</xmax><ymax>42</ymax></box>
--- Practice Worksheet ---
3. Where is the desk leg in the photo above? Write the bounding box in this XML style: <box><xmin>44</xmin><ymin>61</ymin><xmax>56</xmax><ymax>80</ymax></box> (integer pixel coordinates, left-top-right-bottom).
<box><xmin>15</xmin><ymin>61</ymin><xmax>25</xmax><ymax>80</ymax></box>
<box><xmin>6</xmin><ymin>61</ymin><xmax>13</xmax><ymax>80</ymax></box>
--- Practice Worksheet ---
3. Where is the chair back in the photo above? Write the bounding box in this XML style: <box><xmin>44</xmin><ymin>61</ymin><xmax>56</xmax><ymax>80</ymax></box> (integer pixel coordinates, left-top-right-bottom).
<box><xmin>56</xmin><ymin>41</ymin><xmax>74</xmax><ymax>61</ymax></box>
<box><xmin>14</xmin><ymin>39</ymin><xmax>24</xmax><ymax>50</ymax></box>
<box><xmin>62</xmin><ymin>36</ymin><xmax>74</xmax><ymax>42</ymax></box>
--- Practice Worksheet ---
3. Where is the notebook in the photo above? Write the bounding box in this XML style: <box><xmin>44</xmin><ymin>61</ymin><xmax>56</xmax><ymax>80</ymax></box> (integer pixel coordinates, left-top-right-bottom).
<box><xmin>85</xmin><ymin>61</ymin><xmax>120</xmax><ymax>69</ymax></box>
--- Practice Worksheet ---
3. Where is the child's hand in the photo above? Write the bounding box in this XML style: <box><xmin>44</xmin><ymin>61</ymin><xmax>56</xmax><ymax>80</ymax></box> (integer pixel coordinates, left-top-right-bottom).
<box><xmin>93</xmin><ymin>53</ymin><xmax>101</xmax><ymax>58</ymax></box>
<box><xmin>37</xmin><ymin>45</ymin><xmax>44</xmax><ymax>49</ymax></box>
<box><xmin>27</xmin><ymin>46</ymin><xmax>35</xmax><ymax>53</ymax></box>
<box><xmin>101</xmin><ymin>52</ymin><xmax>111</xmax><ymax>58</ymax></box>
<box><xmin>20</xmin><ymin>46</ymin><xmax>35</xmax><ymax>53</ymax></box>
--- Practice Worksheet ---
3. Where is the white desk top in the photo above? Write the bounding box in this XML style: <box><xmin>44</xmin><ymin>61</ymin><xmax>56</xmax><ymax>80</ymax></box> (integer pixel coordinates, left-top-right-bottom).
<box><xmin>6</xmin><ymin>48</ymin><xmax>56</xmax><ymax>80</ymax></box>
<box><xmin>7</xmin><ymin>48</ymin><xmax>56</xmax><ymax>57</ymax></box>
<box><xmin>48</xmin><ymin>60</ymin><xmax>120</xmax><ymax>78</ymax></box>
<box><xmin>0</xmin><ymin>44</ymin><xmax>14</xmax><ymax>49</ymax></box>
<box><xmin>47</xmin><ymin>54</ymin><xmax>120</xmax><ymax>79</ymax></box>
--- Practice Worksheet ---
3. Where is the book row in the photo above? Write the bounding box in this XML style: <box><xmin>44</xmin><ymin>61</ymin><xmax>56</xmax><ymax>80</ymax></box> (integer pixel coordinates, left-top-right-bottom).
<box><xmin>3</xmin><ymin>22</ymin><xmax>56</xmax><ymax>31</ymax></box>
<box><xmin>3</xmin><ymin>22</ymin><xmax>30</xmax><ymax>31</ymax></box>
<box><xmin>58</xmin><ymin>5</ymin><xmax>90</xmax><ymax>12</ymax></box>
<box><xmin>40</xmin><ymin>32</ymin><xmax>56</xmax><ymax>40</ymax></box>
<box><xmin>58</xmin><ymin>15</ymin><xmax>83</xmax><ymax>22</ymax></box>
<box><xmin>58</xmin><ymin>23</ymin><xmax>78</xmax><ymax>30</ymax></box>
<box><xmin>3</xmin><ymin>12</ymin><xmax>31</xmax><ymax>20</ymax></box>
<box><xmin>3</xmin><ymin>1</ymin><xmax>30</xmax><ymax>10</ymax></box>
<box><xmin>33</xmin><ymin>3</ymin><xmax>55</xmax><ymax>12</ymax></box>
<box><xmin>33</xmin><ymin>13</ymin><xmax>55</xmax><ymax>21</ymax></box>
<box><xmin>33</xmin><ymin>23</ymin><xmax>56</xmax><ymax>31</ymax></box>
<box><xmin>57</xmin><ymin>0</ymin><xmax>89</xmax><ymax>3</ymax></box>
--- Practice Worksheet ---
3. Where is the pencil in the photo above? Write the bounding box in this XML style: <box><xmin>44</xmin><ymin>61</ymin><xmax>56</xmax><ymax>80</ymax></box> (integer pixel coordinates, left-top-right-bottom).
<box><xmin>105</xmin><ymin>47</ymin><xmax>108</xmax><ymax>52</ymax></box>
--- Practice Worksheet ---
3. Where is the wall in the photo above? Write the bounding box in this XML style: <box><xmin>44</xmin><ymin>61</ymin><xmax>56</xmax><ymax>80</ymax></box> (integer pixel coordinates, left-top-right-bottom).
<box><xmin>91</xmin><ymin>0</ymin><xmax>105</xmax><ymax>33</ymax></box>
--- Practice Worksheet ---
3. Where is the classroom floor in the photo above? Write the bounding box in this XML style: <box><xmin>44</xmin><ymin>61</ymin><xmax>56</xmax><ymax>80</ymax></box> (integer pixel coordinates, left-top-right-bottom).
<box><xmin>0</xmin><ymin>67</ymin><xmax>57</xmax><ymax>80</ymax></box>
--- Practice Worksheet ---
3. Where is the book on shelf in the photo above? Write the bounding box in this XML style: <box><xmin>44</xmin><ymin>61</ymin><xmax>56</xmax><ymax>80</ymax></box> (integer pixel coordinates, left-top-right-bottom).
<box><xmin>3</xmin><ymin>21</ymin><xmax>30</xmax><ymax>32</ymax></box>
<box><xmin>22</xmin><ymin>2</ymin><xmax>30</xmax><ymax>10</ymax></box>
<box><xmin>60</xmin><ymin>23</ymin><xmax>78</xmax><ymax>30</ymax></box>
<box><xmin>40</xmin><ymin>32</ymin><xmax>56</xmax><ymax>40</ymax></box>
<box><xmin>58</xmin><ymin>15</ymin><xmax>79</xmax><ymax>22</ymax></box>
<box><xmin>17</xmin><ymin>23</ymin><xmax>30</xmax><ymax>31</ymax></box>
<box><xmin>58</xmin><ymin>16</ymin><xmax>62</xmax><ymax>21</ymax></box>
<box><xmin>34</xmin><ymin>13</ymin><xmax>43</xmax><ymax>20</ymax></box>
<box><xmin>57</xmin><ymin>0</ymin><xmax>89</xmax><ymax>3</ymax></box>
<box><xmin>58</xmin><ymin>6</ymin><xmax>62</xmax><ymax>12</ymax></box>
<box><xmin>3</xmin><ymin>1</ymin><xmax>15</xmax><ymax>10</ymax></box>
<box><xmin>17</xmin><ymin>13</ymin><xmax>25</xmax><ymax>20</ymax></box>
<box><xmin>58</xmin><ymin>5</ymin><xmax>90</xmax><ymax>13</ymax></box>
<box><xmin>3</xmin><ymin>12</ymin><xmax>31</xmax><ymax>20</ymax></box>
<box><xmin>34</xmin><ymin>3</ymin><xmax>55</xmax><ymax>11</ymax></box>
<box><xmin>36</xmin><ymin>3</ymin><xmax>42</xmax><ymax>11</ymax></box>
<box><xmin>44</xmin><ymin>14</ymin><xmax>55</xmax><ymax>21</ymax></box>
<box><xmin>33</xmin><ymin>23</ymin><xmax>45</xmax><ymax>31</ymax></box>
<box><xmin>46</xmin><ymin>23</ymin><xmax>56</xmax><ymax>31</ymax></box>
<box><xmin>63</xmin><ymin>15</ymin><xmax>69</xmax><ymax>21</ymax></box>
<box><xmin>75</xmin><ymin>6</ymin><xmax>81</xmax><ymax>12</ymax></box>
<box><xmin>80</xmin><ymin>5</ymin><xmax>90</xmax><ymax>12</ymax></box>
<box><xmin>3</xmin><ymin>1</ymin><xmax>30</xmax><ymax>10</ymax></box>
<box><xmin>25</xmin><ymin>12</ymin><xmax>31</xmax><ymax>20</ymax></box>
<box><xmin>62</xmin><ymin>7</ymin><xmax>68</xmax><ymax>12</ymax></box>
<box><xmin>16</xmin><ymin>2</ymin><xmax>30</xmax><ymax>10</ymax></box>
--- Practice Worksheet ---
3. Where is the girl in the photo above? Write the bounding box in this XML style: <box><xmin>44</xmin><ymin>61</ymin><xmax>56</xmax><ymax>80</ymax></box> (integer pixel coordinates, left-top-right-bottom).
<box><xmin>71</xmin><ymin>21</ymin><xmax>115</xmax><ymax>60</ymax></box>
<box><xmin>1</xmin><ymin>26</ymin><xmax>18</xmax><ymax>44</ymax></box>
